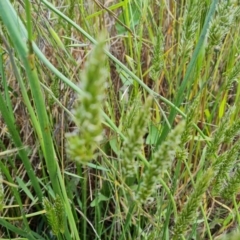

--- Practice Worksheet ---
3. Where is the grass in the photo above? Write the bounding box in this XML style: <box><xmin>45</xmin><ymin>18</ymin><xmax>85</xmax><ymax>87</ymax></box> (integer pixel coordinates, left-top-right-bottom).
<box><xmin>0</xmin><ymin>0</ymin><xmax>240</xmax><ymax>239</ymax></box>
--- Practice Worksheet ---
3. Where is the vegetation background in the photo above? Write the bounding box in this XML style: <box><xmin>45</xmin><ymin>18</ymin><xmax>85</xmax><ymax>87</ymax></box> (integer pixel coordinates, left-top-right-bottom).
<box><xmin>1</xmin><ymin>0</ymin><xmax>240</xmax><ymax>239</ymax></box>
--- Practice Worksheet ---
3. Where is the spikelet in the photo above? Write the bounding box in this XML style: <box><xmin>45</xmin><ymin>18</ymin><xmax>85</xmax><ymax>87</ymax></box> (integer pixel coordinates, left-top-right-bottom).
<box><xmin>150</xmin><ymin>31</ymin><xmax>164</xmax><ymax>82</ymax></box>
<box><xmin>207</xmin><ymin>1</ymin><xmax>239</xmax><ymax>52</ymax></box>
<box><xmin>173</xmin><ymin>168</ymin><xmax>214</xmax><ymax>239</ymax></box>
<box><xmin>43</xmin><ymin>195</ymin><xmax>65</xmax><ymax>236</ymax></box>
<box><xmin>223</xmin><ymin>118</ymin><xmax>240</xmax><ymax>144</ymax></box>
<box><xmin>136</xmin><ymin>121</ymin><xmax>185</xmax><ymax>203</ymax></box>
<box><xmin>66</xmin><ymin>34</ymin><xmax>107</xmax><ymax>164</ymax></box>
<box><xmin>221</xmin><ymin>166</ymin><xmax>240</xmax><ymax>199</ymax></box>
<box><xmin>207</xmin><ymin>106</ymin><xmax>235</xmax><ymax>159</ymax></box>
<box><xmin>120</xmin><ymin>96</ymin><xmax>152</xmax><ymax>177</ymax></box>
<box><xmin>177</xmin><ymin>95</ymin><xmax>201</xmax><ymax>162</ymax></box>
<box><xmin>213</xmin><ymin>142</ymin><xmax>240</xmax><ymax>195</ymax></box>
<box><xmin>178</xmin><ymin>0</ymin><xmax>204</xmax><ymax>59</ymax></box>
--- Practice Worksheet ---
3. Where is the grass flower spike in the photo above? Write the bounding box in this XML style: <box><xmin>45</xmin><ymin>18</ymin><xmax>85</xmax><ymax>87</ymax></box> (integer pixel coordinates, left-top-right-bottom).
<box><xmin>136</xmin><ymin>121</ymin><xmax>185</xmax><ymax>203</ymax></box>
<box><xmin>66</xmin><ymin>35</ymin><xmax>107</xmax><ymax>164</ymax></box>
<box><xmin>173</xmin><ymin>168</ymin><xmax>214</xmax><ymax>239</ymax></box>
<box><xmin>120</xmin><ymin>97</ymin><xmax>152</xmax><ymax>177</ymax></box>
<box><xmin>43</xmin><ymin>195</ymin><xmax>65</xmax><ymax>236</ymax></box>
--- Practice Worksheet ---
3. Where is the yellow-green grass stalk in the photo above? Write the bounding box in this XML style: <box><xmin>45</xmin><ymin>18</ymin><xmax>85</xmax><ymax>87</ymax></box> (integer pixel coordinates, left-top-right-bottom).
<box><xmin>157</xmin><ymin>0</ymin><xmax>218</xmax><ymax>146</ymax></box>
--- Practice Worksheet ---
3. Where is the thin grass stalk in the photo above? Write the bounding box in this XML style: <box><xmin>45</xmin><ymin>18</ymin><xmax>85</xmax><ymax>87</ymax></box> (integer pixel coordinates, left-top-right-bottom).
<box><xmin>0</xmin><ymin>81</ymin><xmax>42</xmax><ymax>200</ymax></box>
<box><xmin>232</xmin><ymin>196</ymin><xmax>240</xmax><ymax>226</ymax></box>
<box><xmin>122</xmin><ymin>0</ymin><xmax>133</xmax><ymax>58</ymax></box>
<box><xmin>25</xmin><ymin>0</ymin><xmax>33</xmax><ymax>42</ymax></box>
<box><xmin>0</xmin><ymin>0</ymin><xmax>60</xmax><ymax>194</ymax></box>
<box><xmin>0</xmin><ymin>2</ymin><xmax>80</xmax><ymax>239</ymax></box>
<box><xmin>157</xmin><ymin>0</ymin><xmax>219</xmax><ymax>145</ymax></box>
<box><xmin>82</xmin><ymin>168</ymin><xmax>87</xmax><ymax>240</ymax></box>
<box><xmin>0</xmin><ymin>49</ymin><xmax>14</xmax><ymax>122</ymax></box>
<box><xmin>0</xmin><ymin>34</ymin><xmax>44</xmax><ymax>153</ymax></box>
<box><xmin>162</xmin><ymin>159</ymin><xmax>182</xmax><ymax>238</ymax></box>
<box><xmin>119</xmin><ymin>203</ymin><xmax>136</xmax><ymax>240</ymax></box>
<box><xmin>94</xmin><ymin>186</ymin><xmax>101</xmax><ymax>238</ymax></box>
<box><xmin>0</xmin><ymin>172</ymin><xmax>3</xmax><ymax>213</ymax></box>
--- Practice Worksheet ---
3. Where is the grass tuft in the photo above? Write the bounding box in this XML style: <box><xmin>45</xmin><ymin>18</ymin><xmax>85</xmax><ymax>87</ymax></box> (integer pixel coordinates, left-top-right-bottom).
<box><xmin>1</xmin><ymin>0</ymin><xmax>240</xmax><ymax>239</ymax></box>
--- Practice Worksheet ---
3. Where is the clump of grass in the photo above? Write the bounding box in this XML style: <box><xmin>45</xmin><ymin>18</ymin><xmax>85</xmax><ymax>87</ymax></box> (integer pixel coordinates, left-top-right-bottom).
<box><xmin>2</xmin><ymin>0</ymin><xmax>240</xmax><ymax>239</ymax></box>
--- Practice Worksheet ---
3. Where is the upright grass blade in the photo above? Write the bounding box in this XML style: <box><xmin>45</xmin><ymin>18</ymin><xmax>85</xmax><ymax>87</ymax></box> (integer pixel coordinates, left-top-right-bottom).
<box><xmin>0</xmin><ymin>33</ymin><xmax>44</xmax><ymax>152</ymax></box>
<box><xmin>0</xmin><ymin>1</ymin><xmax>80</xmax><ymax>239</ymax></box>
<box><xmin>0</xmin><ymin>50</ymin><xmax>14</xmax><ymax>122</ymax></box>
<box><xmin>156</xmin><ymin>0</ymin><xmax>219</xmax><ymax>145</ymax></box>
<box><xmin>0</xmin><ymin>75</ymin><xmax>42</xmax><ymax>201</ymax></box>
<box><xmin>0</xmin><ymin>0</ymin><xmax>60</xmax><ymax>193</ymax></box>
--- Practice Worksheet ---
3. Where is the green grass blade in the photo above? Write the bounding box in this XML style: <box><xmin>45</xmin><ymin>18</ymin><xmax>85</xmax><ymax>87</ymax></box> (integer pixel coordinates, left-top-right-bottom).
<box><xmin>157</xmin><ymin>0</ymin><xmax>219</xmax><ymax>145</ymax></box>
<box><xmin>0</xmin><ymin>84</ymin><xmax>42</xmax><ymax>200</ymax></box>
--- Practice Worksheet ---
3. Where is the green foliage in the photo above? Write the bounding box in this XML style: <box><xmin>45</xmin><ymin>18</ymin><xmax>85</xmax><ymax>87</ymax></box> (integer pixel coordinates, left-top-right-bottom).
<box><xmin>1</xmin><ymin>0</ymin><xmax>240</xmax><ymax>239</ymax></box>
